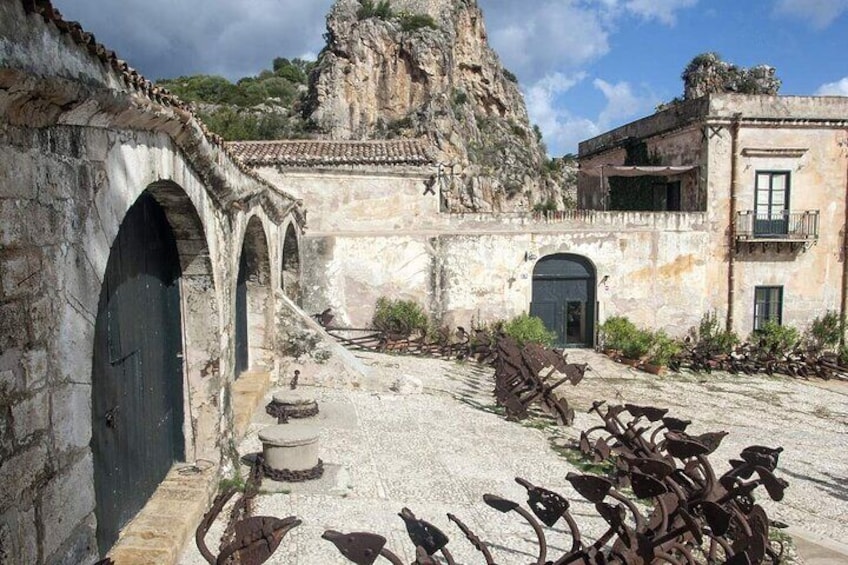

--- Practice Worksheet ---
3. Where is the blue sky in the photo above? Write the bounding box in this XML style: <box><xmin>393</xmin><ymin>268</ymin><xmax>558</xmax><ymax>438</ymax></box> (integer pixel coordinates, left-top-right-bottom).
<box><xmin>51</xmin><ymin>0</ymin><xmax>848</xmax><ymax>155</ymax></box>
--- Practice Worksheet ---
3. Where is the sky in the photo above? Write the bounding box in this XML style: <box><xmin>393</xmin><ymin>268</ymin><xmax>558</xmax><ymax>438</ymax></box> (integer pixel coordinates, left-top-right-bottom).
<box><xmin>51</xmin><ymin>0</ymin><xmax>848</xmax><ymax>156</ymax></box>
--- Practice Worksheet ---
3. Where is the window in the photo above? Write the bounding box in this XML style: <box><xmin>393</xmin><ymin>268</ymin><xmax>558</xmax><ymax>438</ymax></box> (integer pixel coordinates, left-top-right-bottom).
<box><xmin>754</xmin><ymin>286</ymin><xmax>783</xmax><ymax>330</ymax></box>
<box><xmin>754</xmin><ymin>171</ymin><xmax>790</xmax><ymax>236</ymax></box>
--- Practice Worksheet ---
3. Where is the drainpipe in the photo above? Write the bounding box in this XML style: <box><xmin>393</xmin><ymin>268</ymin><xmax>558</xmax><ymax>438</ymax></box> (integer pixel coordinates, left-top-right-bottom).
<box><xmin>841</xmin><ymin>136</ymin><xmax>848</xmax><ymax>345</ymax></box>
<box><xmin>726</xmin><ymin>114</ymin><xmax>742</xmax><ymax>332</ymax></box>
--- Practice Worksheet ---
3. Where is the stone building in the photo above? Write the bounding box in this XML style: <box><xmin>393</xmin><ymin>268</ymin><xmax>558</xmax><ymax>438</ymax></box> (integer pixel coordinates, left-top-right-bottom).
<box><xmin>234</xmin><ymin>93</ymin><xmax>848</xmax><ymax>347</ymax></box>
<box><xmin>578</xmin><ymin>94</ymin><xmax>848</xmax><ymax>337</ymax></box>
<box><xmin>1</xmin><ymin>2</ymin><xmax>305</xmax><ymax>563</ymax></box>
<box><xmin>3</xmin><ymin>0</ymin><xmax>848</xmax><ymax>563</ymax></box>
<box><xmin>232</xmin><ymin>139</ymin><xmax>712</xmax><ymax>346</ymax></box>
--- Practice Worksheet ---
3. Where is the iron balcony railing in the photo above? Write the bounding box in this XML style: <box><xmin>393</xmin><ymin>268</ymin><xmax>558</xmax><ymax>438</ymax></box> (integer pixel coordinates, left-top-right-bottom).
<box><xmin>735</xmin><ymin>210</ymin><xmax>820</xmax><ymax>241</ymax></box>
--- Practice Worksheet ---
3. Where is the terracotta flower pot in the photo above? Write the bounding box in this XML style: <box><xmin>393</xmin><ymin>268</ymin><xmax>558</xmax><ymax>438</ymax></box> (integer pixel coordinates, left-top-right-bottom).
<box><xmin>641</xmin><ymin>363</ymin><xmax>666</xmax><ymax>375</ymax></box>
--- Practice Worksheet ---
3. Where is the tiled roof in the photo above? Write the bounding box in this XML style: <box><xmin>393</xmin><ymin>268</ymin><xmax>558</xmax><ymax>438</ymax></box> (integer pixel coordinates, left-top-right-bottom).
<box><xmin>227</xmin><ymin>140</ymin><xmax>435</xmax><ymax>167</ymax></box>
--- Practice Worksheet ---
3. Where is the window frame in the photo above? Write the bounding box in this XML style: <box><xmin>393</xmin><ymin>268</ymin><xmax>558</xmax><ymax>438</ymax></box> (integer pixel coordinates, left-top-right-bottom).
<box><xmin>753</xmin><ymin>286</ymin><xmax>784</xmax><ymax>330</ymax></box>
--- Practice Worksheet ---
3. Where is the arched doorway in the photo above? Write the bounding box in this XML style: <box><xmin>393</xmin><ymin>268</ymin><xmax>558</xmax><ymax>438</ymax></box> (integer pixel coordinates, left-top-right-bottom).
<box><xmin>235</xmin><ymin>216</ymin><xmax>272</xmax><ymax>377</ymax></box>
<box><xmin>530</xmin><ymin>254</ymin><xmax>597</xmax><ymax>347</ymax></box>
<box><xmin>281</xmin><ymin>223</ymin><xmax>301</xmax><ymax>305</ymax></box>
<box><xmin>91</xmin><ymin>192</ymin><xmax>185</xmax><ymax>554</ymax></box>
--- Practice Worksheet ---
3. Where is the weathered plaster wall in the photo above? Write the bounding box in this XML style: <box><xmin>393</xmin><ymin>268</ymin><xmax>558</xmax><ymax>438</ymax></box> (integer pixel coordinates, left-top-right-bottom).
<box><xmin>0</xmin><ymin>3</ymin><xmax>303</xmax><ymax>563</ymax></box>
<box><xmin>256</xmin><ymin>168</ymin><xmax>439</xmax><ymax>233</ymax></box>
<box><xmin>298</xmin><ymin>212</ymin><xmax>712</xmax><ymax>335</ymax></box>
<box><xmin>707</xmin><ymin>122</ymin><xmax>848</xmax><ymax>336</ymax></box>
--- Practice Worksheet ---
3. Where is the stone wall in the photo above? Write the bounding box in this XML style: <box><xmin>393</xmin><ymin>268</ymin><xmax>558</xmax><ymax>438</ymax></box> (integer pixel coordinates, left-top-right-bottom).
<box><xmin>0</xmin><ymin>2</ymin><xmax>303</xmax><ymax>563</ymax></box>
<box><xmin>296</xmin><ymin>211</ymin><xmax>713</xmax><ymax>335</ymax></box>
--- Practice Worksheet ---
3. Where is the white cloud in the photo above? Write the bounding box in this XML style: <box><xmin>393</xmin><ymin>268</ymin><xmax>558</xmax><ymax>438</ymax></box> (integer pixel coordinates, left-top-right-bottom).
<box><xmin>51</xmin><ymin>0</ymin><xmax>334</xmax><ymax>80</ymax></box>
<box><xmin>483</xmin><ymin>0</ymin><xmax>698</xmax><ymax>83</ymax></box>
<box><xmin>623</xmin><ymin>0</ymin><xmax>698</xmax><ymax>24</ymax></box>
<box><xmin>774</xmin><ymin>0</ymin><xmax>848</xmax><ymax>28</ymax></box>
<box><xmin>816</xmin><ymin>77</ymin><xmax>848</xmax><ymax>96</ymax></box>
<box><xmin>485</xmin><ymin>1</ymin><xmax>611</xmax><ymax>81</ymax></box>
<box><xmin>526</xmin><ymin>75</ymin><xmax>658</xmax><ymax>155</ymax></box>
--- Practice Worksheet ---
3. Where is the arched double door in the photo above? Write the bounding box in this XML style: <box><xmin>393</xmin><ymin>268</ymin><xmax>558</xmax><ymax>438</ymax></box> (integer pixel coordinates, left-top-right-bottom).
<box><xmin>530</xmin><ymin>254</ymin><xmax>597</xmax><ymax>348</ymax></box>
<box><xmin>91</xmin><ymin>193</ymin><xmax>185</xmax><ymax>554</ymax></box>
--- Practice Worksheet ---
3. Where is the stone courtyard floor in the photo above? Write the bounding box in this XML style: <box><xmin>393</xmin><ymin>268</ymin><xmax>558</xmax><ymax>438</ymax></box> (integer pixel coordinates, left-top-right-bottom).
<box><xmin>179</xmin><ymin>349</ymin><xmax>848</xmax><ymax>564</ymax></box>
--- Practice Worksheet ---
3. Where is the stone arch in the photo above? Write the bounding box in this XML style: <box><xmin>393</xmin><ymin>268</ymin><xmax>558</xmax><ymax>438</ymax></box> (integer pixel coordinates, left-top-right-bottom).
<box><xmin>235</xmin><ymin>215</ymin><xmax>273</xmax><ymax>375</ymax></box>
<box><xmin>530</xmin><ymin>253</ymin><xmax>597</xmax><ymax>348</ymax></box>
<box><xmin>145</xmin><ymin>181</ymin><xmax>221</xmax><ymax>462</ymax></box>
<box><xmin>89</xmin><ymin>181</ymin><xmax>219</xmax><ymax>553</ymax></box>
<box><xmin>281</xmin><ymin>222</ymin><xmax>302</xmax><ymax>305</ymax></box>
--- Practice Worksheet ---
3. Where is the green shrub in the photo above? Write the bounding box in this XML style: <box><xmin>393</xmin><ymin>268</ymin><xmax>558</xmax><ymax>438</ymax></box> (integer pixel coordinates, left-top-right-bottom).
<box><xmin>599</xmin><ymin>316</ymin><xmax>638</xmax><ymax>351</ymax></box>
<box><xmin>648</xmin><ymin>331</ymin><xmax>683</xmax><ymax>366</ymax></box>
<box><xmin>839</xmin><ymin>344</ymin><xmax>848</xmax><ymax>366</ymax></box>
<box><xmin>532</xmin><ymin>199</ymin><xmax>557</xmax><ymax>213</ymax></box>
<box><xmin>694</xmin><ymin>311</ymin><xmax>739</xmax><ymax>355</ymax></box>
<box><xmin>806</xmin><ymin>311</ymin><xmax>842</xmax><ymax>352</ymax></box>
<box><xmin>399</xmin><ymin>13</ymin><xmax>438</xmax><ymax>32</ymax></box>
<box><xmin>372</xmin><ymin>297</ymin><xmax>429</xmax><ymax>337</ymax></box>
<box><xmin>621</xmin><ymin>329</ymin><xmax>654</xmax><ymax>360</ymax></box>
<box><xmin>452</xmin><ymin>89</ymin><xmax>468</xmax><ymax>107</ymax></box>
<box><xmin>501</xmin><ymin>313</ymin><xmax>556</xmax><ymax>347</ymax></box>
<box><xmin>751</xmin><ymin>321</ymin><xmax>799</xmax><ymax>356</ymax></box>
<box><xmin>503</xmin><ymin>68</ymin><xmax>518</xmax><ymax>83</ymax></box>
<box><xmin>358</xmin><ymin>0</ymin><xmax>393</xmax><ymax>20</ymax></box>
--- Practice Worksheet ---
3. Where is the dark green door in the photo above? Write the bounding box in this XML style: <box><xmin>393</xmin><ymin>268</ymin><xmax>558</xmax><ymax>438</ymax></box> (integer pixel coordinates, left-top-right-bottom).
<box><xmin>91</xmin><ymin>193</ymin><xmax>185</xmax><ymax>556</ymax></box>
<box><xmin>530</xmin><ymin>254</ymin><xmax>596</xmax><ymax>347</ymax></box>
<box><xmin>235</xmin><ymin>250</ymin><xmax>249</xmax><ymax>376</ymax></box>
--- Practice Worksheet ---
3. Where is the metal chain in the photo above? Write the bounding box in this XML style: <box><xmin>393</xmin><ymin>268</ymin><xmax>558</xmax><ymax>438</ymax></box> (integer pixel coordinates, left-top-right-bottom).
<box><xmin>265</xmin><ymin>401</ymin><xmax>319</xmax><ymax>424</ymax></box>
<box><xmin>260</xmin><ymin>458</ymin><xmax>324</xmax><ymax>482</ymax></box>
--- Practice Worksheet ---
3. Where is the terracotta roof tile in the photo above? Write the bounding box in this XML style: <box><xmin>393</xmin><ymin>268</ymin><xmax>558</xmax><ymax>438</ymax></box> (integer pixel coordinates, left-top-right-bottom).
<box><xmin>226</xmin><ymin>140</ymin><xmax>435</xmax><ymax>167</ymax></box>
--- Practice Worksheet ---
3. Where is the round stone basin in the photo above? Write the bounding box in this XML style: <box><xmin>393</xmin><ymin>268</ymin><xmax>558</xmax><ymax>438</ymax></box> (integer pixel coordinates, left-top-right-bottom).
<box><xmin>259</xmin><ymin>423</ymin><xmax>320</xmax><ymax>472</ymax></box>
<box><xmin>271</xmin><ymin>390</ymin><xmax>319</xmax><ymax>419</ymax></box>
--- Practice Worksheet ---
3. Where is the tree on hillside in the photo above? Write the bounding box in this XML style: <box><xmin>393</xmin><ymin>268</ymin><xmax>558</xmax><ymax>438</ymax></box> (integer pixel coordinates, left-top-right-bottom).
<box><xmin>155</xmin><ymin>56</ymin><xmax>317</xmax><ymax>141</ymax></box>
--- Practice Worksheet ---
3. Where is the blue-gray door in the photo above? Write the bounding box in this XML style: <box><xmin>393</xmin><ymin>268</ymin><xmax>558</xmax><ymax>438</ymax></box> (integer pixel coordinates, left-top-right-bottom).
<box><xmin>530</xmin><ymin>254</ymin><xmax>596</xmax><ymax>347</ymax></box>
<box><xmin>91</xmin><ymin>193</ymin><xmax>185</xmax><ymax>556</ymax></box>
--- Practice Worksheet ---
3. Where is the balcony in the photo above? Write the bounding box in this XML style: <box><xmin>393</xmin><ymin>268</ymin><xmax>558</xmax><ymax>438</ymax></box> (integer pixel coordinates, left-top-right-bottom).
<box><xmin>735</xmin><ymin>210</ymin><xmax>819</xmax><ymax>252</ymax></box>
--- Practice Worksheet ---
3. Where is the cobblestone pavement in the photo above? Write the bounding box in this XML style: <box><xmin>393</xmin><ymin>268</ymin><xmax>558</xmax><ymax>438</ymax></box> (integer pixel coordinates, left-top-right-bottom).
<box><xmin>179</xmin><ymin>349</ymin><xmax>848</xmax><ymax>564</ymax></box>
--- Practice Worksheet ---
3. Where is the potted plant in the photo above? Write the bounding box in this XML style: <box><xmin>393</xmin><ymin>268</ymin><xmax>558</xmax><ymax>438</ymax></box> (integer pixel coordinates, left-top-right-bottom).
<box><xmin>599</xmin><ymin>316</ymin><xmax>638</xmax><ymax>359</ymax></box>
<box><xmin>643</xmin><ymin>331</ymin><xmax>682</xmax><ymax>375</ymax></box>
<box><xmin>621</xmin><ymin>329</ymin><xmax>654</xmax><ymax>366</ymax></box>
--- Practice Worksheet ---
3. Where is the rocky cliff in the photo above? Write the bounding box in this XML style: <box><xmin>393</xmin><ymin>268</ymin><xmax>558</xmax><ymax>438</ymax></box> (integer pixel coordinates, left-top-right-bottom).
<box><xmin>305</xmin><ymin>0</ymin><xmax>566</xmax><ymax>212</ymax></box>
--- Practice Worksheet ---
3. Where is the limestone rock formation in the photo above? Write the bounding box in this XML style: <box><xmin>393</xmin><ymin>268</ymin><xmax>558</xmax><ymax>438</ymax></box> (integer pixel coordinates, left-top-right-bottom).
<box><xmin>682</xmin><ymin>52</ymin><xmax>781</xmax><ymax>100</ymax></box>
<box><xmin>305</xmin><ymin>0</ymin><xmax>561</xmax><ymax>212</ymax></box>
